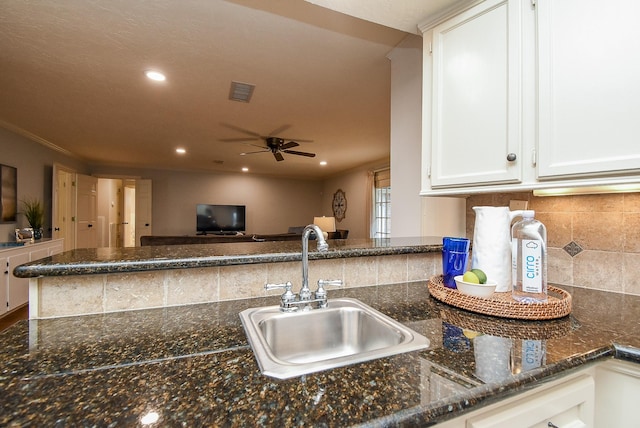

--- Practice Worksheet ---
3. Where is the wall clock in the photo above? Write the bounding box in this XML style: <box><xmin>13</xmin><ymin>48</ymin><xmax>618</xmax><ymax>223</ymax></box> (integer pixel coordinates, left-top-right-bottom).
<box><xmin>332</xmin><ymin>189</ymin><xmax>347</xmax><ymax>222</ymax></box>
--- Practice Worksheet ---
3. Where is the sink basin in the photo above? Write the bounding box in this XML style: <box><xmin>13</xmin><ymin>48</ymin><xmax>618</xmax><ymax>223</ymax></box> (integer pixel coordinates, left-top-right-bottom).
<box><xmin>239</xmin><ymin>298</ymin><xmax>430</xmax><ymax>379</ymax></box>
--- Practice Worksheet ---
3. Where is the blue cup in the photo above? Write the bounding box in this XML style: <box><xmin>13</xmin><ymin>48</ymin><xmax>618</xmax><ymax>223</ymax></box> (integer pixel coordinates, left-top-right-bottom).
<box><xmin>443</xmin><ymin>237</ymin><xmax>470</xmax><ymax>252</ymax></box>
<box><xmin>442</xmin><ymin>237</ymin><xmax>470</xmax><ymax>288</ymax></box>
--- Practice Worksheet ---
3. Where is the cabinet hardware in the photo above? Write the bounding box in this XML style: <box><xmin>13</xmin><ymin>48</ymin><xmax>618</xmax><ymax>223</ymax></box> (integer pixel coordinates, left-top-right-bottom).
<box><xmin>547</xmin><ymin>422</ymin><xmax>558</xmax><ymax>428</ymax></box>
<box><xmin>507</xmin><ymin>153</ymin><xmax>517</xmax><ymax>162</ymax></box>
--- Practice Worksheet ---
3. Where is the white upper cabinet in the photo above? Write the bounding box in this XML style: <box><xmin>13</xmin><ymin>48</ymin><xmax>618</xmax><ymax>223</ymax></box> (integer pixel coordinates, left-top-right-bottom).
<box><xmin>421</xmin><ymin>0</ymin><xmax>640</xmax><ymax>195</ymax></box>
<box><xmin>429</xmin><ymin>0</ymin><xmax>523</xmax><ymax>188</ymax></box>
<box><xmin>537</xmin><ymin>0</ymin><xmax>640</xmax><ymax>179</ymax></box>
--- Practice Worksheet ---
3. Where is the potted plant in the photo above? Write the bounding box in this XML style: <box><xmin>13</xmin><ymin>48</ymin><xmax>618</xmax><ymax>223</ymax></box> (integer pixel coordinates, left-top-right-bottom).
<box><xmin>21</xmin><ymin>197</ymin><xmax>45</xmax><ymax>240</ymax></box>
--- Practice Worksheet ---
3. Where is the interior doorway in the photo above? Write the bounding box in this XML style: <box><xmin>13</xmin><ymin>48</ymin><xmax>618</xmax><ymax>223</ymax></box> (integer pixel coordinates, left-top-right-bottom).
<box><xmin>96</xmin><ymin>177</ymin><xmax>151</xmax><ymax>248</ymax></box>
<box><xmin>52</xmin><ymin>167</ymin><xmax>152</xmax><ymax>249</ymax></box>
<box><xmin>123</xmin><ymin>180</ymin><xmax>136</xmax><ymax>247</ymax></box>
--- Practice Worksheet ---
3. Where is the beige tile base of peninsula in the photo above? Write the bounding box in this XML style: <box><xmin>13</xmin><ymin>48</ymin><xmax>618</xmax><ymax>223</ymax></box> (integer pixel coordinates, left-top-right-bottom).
<box><xmin>32</xmin><ymin>275</ymin><xmax>105</xmax><ymax>318</ymax></box>
<box><xmin>30</xmin><ymin>253</ymin><xmax>441</xmax><ymax>318</ymax></box>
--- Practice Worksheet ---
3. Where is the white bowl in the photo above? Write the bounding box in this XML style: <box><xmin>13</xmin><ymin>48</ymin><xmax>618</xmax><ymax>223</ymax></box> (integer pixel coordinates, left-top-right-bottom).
<box><xmin>454</xmin><ymin>275</ymin><xmax>497</xmax><ymax>298</ymax></box>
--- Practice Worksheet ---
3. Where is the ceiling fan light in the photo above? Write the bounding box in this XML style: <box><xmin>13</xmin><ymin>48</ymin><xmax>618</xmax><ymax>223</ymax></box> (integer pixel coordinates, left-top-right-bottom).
<box><xmin>229</xmin><ymin>81</ymin><xmax>255</xmax><ymax>103</ymax></box>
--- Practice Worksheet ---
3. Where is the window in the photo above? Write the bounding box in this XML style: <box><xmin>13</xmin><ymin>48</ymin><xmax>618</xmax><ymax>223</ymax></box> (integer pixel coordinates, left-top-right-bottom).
<box><xmin>372</xmin><ymin>168</ymin><xmax>390</xmax><ymax>238</ymax></box>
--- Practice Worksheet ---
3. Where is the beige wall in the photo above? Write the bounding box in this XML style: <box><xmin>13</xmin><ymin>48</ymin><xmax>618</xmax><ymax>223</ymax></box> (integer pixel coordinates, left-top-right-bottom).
<box><xmin>92</xmin><ymin>165</ymin><xmax>325</xmax><ymax>236</ymax></box>
<box><xmin>322</xmin><ymin>160</ymin><xmax>388</xmax><ymax>239</ymax></box>
<box><xmin>466</xmin><ymin>192</ymin><xmax>640</xmax><ymax>296</ymax></box>
<box><xmin>0</xmin><ymin>127</ymin><xmax>89</xmax><ymax>241</ymax></box>
<box><xmin>389</xmin><ymin>35</ymin><xmax>423</xmax><ymax>237</ymax></box>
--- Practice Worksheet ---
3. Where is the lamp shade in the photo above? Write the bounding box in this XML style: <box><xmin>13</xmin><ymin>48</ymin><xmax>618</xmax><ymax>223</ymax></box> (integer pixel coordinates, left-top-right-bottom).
<box><xmin>313</xmin><ymin>216</ymin><xmax>336</xmax><ymax>232</ymax></box>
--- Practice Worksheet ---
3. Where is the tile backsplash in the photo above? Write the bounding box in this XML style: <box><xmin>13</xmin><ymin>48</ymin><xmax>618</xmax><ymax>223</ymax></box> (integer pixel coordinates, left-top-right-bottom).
<box><xmin>466</xmin><ymin>192</ymin><xmax>640</xmax><ymax>296</ymax></box>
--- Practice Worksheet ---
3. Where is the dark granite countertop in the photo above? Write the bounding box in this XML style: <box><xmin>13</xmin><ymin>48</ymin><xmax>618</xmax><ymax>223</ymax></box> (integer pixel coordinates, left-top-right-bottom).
<box><xmin>13</xmin><ymin>237</ymin><xmax>442</xmax><ymax>278</ymax></box>
<box><xmin>1</xmin><ymin>281</ymin><xmax>638</xmax><ymax>426</ymax></box>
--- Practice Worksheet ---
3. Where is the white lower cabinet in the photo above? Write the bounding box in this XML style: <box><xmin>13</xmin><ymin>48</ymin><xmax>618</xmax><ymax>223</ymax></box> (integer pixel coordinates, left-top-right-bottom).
<box><xmin>0</xmin><ymin>239</ymin><xmax>64</xmax><ymax>317</ymax></box>
<box><xmin>6</xmin><ymin>252</ymin><xmax>30</xmax><ymax>312</ymax></box>
<box><xmin>436</xmin><ymin>368</ymin><xmax>595</xmax><ymax>427</ymax></box>
<box><xmin>437</xmin><ymin>358</ymin><xmax>640</xmax><ymax>427</ymax></box>
<box><xmin>593</xmin><ymin>359</ymin><xmax>640</xmax><ymax>428</ymax></box>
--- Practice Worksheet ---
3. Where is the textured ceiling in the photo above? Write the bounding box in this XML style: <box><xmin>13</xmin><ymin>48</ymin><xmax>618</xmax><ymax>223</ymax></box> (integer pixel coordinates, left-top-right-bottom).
<box><xmin>0</xmin><ymin>0</ymin><xmax>461</xmax><ymax>179</ymax></box>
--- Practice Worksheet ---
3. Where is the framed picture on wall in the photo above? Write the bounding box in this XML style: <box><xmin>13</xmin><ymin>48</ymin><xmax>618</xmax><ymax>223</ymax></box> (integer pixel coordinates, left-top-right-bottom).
<box><xmin>0</xmin><ymin>163</ymin><xmax>17</xmax><ymax>223</ymax></box>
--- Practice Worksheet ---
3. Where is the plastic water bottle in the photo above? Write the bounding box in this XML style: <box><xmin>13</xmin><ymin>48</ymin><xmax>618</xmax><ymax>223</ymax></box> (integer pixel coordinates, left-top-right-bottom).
<box><xmin>511</xmin><ymin>210</ymin><xmax>547</xmax><ymax>303</ymax></box>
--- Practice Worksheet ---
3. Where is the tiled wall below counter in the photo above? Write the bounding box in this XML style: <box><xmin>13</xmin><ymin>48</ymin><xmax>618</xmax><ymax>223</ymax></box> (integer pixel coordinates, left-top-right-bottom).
<box><xmin>30</xmin><ymin>253</ymin><xmax>441</xmax><ymax>319</ymax></box>
<box><xmin>466</xmin><ymin>192</ymin><xmax>640</xmax><ymax>296</ymax></box>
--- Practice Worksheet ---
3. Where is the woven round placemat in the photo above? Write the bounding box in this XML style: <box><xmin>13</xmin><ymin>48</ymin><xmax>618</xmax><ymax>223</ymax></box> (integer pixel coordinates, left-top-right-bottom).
<box><xmin>428</xmin><ymin>275</ymin><xmax>571</xmax><ymax>320</ymax></box>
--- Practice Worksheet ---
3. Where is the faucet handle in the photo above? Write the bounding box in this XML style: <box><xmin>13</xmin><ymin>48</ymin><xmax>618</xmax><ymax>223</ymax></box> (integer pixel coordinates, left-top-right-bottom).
<box><xmin>315</xmin><ymin>279</ymin><xmax>343</xmax><ymax>299</ymax></box>
<box><xmin>265</xmin><ymin>281</ymin><xmax>296</xmax><ymax>304</ymax></box>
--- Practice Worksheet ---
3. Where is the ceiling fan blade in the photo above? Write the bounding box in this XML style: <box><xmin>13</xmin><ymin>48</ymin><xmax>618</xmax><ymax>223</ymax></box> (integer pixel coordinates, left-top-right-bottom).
<box><xmin>285</xmin><ymin>138</ymin><xmax>314</xmax><ymax>143</ymax></box>
<box><xmin>284</xmin><ymin>150</ymin><xmax>316</xmax><ymax>158</ymax></box>
<box><xmin>268</xmin><ymin>124</ymin><xmax>291</xmax><ymax>136</ymax></box>
<box><xmin>273</xmin><ymin>152</ymin><xmax>285</xmax><ymax>162</ymax></box>
<box><xmin>240</xmin><ymin>149</ymin><xmax>270</xmax><ymax>155</ymax></box>
<box><xmin>219</xmin><ymin>137</ymin><xmax>260</xmax><ymax>142</ymax></box>
<box><xmin>280</xmin><ymin>141</ymin><xmax>299</xmax><ymax>150</ymax></box>
<box><xmin>220</xmin><ymin>123</ymin><xmax>263</xmax><ymax>138</ymax></box>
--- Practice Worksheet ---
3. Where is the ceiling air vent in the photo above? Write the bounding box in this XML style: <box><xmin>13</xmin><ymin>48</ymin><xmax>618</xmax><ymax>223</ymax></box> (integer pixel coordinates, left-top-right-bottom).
<box><xmin>229</xmin><ymin>81</ymin><xmax>255</xmax><ymax>103</ymax></box>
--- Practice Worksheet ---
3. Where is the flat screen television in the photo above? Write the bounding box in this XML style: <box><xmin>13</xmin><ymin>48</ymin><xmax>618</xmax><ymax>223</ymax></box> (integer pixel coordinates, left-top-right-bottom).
<box><xmin>196</xmin><ymin>204</ymin><xmax>246</xmax><ymax>234</ymax></box>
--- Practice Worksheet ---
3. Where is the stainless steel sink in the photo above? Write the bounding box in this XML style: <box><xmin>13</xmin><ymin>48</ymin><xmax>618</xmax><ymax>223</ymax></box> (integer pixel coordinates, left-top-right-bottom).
<box><xmin>239</xmin><ymin>297</ymin><xmax>430</xmax><ymax>379</ymax></box>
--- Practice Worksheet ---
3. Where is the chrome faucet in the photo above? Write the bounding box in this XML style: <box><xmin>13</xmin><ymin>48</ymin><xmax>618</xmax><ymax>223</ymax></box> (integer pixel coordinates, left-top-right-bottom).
<box><xmin>265</xmin><ymin>224</ymin><xmax>341</xmax><ymax>312</ymax></box>
<box><xmin>300</xmin><ymin>224</ymin><xmax>328</xmax><ymax>300</ymax></box>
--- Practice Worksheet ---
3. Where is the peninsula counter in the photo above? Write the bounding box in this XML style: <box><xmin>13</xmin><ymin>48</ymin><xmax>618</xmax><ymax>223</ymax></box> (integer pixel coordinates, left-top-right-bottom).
<box><xmin>14</xmin><ymin>237</ymin><xmax>443</xmax><ymax>318</ymax></box>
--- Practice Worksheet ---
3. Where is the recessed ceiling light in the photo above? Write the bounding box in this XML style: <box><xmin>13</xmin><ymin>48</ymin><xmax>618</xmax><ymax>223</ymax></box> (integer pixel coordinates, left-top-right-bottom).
<box><xmin>175</xmin><ymin>148</ymin><xmax>186</xmax><ymax>154</ymax></box>
<box><xmin>145</xmin><ymin>70</ymin><xmax>166</xmax><ymax>82</ymax></box>
<box><xmin>242</xmin><ymin>167</ymin><xmax>249</xmax><ymax>172</ymax></box>
<box><xmin>319</xmin><ymin>161</ymin><xmax>327</xmax><ymax>166</ymax></box>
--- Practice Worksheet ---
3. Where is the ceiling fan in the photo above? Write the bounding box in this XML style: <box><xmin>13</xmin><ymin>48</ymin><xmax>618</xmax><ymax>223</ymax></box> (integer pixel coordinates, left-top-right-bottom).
<box><xmin>219</xmin><ymin>124</ymin><xmax>315</xmax><ymax>162</ymax></box>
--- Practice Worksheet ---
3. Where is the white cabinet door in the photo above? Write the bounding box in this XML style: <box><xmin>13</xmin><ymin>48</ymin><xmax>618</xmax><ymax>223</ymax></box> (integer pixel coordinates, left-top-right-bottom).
<box><xmin>594</xmin><ymin>359</ymin><xmax>640</xmax><ymax>428</ymax></box>
<box><xmin>0</xmin><ymin>256</ymin><xmax>7</xmax><ymax>316</ymax></box>
<box><xmin>7</xmin><ymin>252</ymin><xmax>30</xmax><ymax>311</ymax></box>
<box><xmin>466</xmin><ymin>374</ymin><xmax>594</xmax><ymax>428</ymax></box>
<box><xmin>48</xmin><ymin>240</ymin><xmax>64</xmax><ymax>255</ymax></box>
<box><xmin>436</xmin><ymin>369</ymin><xmax>595</xmax><ymax>428</ymax></box>
<box><xmin>429</xmin><ymin>0</ymin><xmax>523</xmax><ymax>188</ymax></box>
<box><xmin>537</xmin><ymin>0</ymin><xmax>640</xmax><ymax>178</ymax></box>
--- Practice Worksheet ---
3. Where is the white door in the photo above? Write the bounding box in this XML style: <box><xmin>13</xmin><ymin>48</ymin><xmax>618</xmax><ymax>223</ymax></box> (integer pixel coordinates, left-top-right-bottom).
<box><xmin>52</xmin><ymin>164</ymin><xmax>76</xmax><ymax>251</ymax></box>
<box><xmin>76</xmin><ymin>174</ymin><xmax>98</xmax><ymax>249</ymax></box>
<box><xmin>135</xmin><ymin>179</ymin><xmax>152</xmax><ymax>246</ymax></box>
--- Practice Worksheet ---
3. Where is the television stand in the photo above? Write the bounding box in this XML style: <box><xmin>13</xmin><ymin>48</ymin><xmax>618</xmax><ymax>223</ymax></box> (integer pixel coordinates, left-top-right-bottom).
<box><xmin>199</xmin><ymin>231</ymin><xmax>243</xmax><ymax>236</ymax></box>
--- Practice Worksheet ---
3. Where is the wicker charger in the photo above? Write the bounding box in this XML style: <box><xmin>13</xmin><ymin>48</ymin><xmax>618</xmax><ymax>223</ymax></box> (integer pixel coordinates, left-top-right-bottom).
<box><xmin>428</xmin><ymin>275</ymin><xmax>571</xmax><ymax>320</ymax></box>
